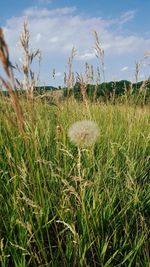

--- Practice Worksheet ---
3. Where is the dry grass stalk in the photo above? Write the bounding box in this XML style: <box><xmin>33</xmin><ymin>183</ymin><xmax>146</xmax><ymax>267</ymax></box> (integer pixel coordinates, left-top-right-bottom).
<box><xmin>64</xmin><ymin>72</ymin><xmax>67</xmax><ymax>86</ymax></box>
<box><xmin>85</xmin><ymin>63</ymin><xmax>94</xmax><ymax>83</ymax></box>
<box><xmin>76</xmin><ymin>73</ymin><xmax>88</xmax><ymax>105</ymax></box>
<box><xmin>85</xmin><ymin>63</ymin><xmax>95</xmax><ymax>100</ymax></box>
<box><xmin>37</xmin><ymin>50</ymin><xmax>42</xmax><ymax>87</ymax></box>
<box><xmin>0</xmin><ymin>28</ymin><xmax>25</xmax><ymax>133</ymax></box>
<box><xmin>93</xmin><ymin>66</ymin><xmax>101</xmax><ymax>102</ymax></box>
<box><xmin>66</xmin><ymin>47</ymin><xmax>76</xmax><ymax>98</ymax></box>
<box><xmin>85</xmin><ymin>62</ymin><xmax>91</xmax><ymax>84</ymax></box>
<box><xmin>91</xmin><ymin>65</ymin><xmax>94</xmax><ymax>82</ymax></box>
<box><xmin>129</xmin><ymin>82</ymin><xmax>133</xmax><ymax>96</ymax></box>
<box><xmin>135</xmin><ymin>61</ymin><xmax>141</xmax><ymax>84</ymax></box>
<box><xmin>71</xmin><ymin>71</ymin><xmax>75</xmax><ymax>87</ymax></box>
<box><xmin>20</xmin><ymin>21</ymin><xmax>40</xmax><ymax>100</ymax></box>
<box><xmin>20</xmin><ymin>21</ymin><xmax>41</xmax><ymax>130</ymax></box>
<box><xmin>125</xmin><ymin>82</ymin><xmax>133</xmax><ymax>103</ymax></box>
<box><xmin>94</xmin><ymin>30</ymin><xmax>105</xmax><ymax>82</ymax></box>
<box><xmin>93</xmin><ymin>31</ymin><xmax>106</xmax><ymax>102</ymax></box>
<box><xmin>139</xmin><ymin>80</ymin><xmax>147</xmax><ymax>106</ymax></box>
<box><xmin>111</xmin><ymin>80</ymin><xmax>116</xmax><ymax>104</ymax></box>
<box><xmin>80</xmin><ymin>76</ymin><xmax>88</xmax><ymax>104</ymax></box>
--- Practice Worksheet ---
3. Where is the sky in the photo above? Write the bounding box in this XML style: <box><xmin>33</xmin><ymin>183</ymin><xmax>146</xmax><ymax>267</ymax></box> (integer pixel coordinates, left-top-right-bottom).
<box><xmin>1</xmin><ymin>0</ymin><xmax>150</xmax><ymax>86</ymax></box>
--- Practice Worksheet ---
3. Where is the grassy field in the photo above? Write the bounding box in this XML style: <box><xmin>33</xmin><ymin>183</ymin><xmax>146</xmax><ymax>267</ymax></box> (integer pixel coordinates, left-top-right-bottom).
<box><xmin>0</xmin><ymin>97</ymin><xmax>150</xmax><ymax>267</ymax></box>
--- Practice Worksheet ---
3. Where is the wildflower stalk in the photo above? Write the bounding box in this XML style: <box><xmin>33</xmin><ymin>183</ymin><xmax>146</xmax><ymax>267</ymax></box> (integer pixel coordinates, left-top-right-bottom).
<box><xmin>77</xmin><ymin>147</ymin><xmax>82</xmax><ymax>181</ymax></box>
<box><xmin>68</xmin><ymin>120</ymin><xmax>99</xmax><ymax>198</ymax></box>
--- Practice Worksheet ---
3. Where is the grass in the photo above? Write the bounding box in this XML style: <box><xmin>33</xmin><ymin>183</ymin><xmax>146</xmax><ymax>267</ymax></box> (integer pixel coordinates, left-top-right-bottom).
<box><xmin>0</xmin><ymin>97</ymin><xmax>150</xmax><ymax>267</ymax></box>
<box><xmin>0</xmin><ymin>23</ymin><xmax>150</xmax><ymax>266</ymax></box>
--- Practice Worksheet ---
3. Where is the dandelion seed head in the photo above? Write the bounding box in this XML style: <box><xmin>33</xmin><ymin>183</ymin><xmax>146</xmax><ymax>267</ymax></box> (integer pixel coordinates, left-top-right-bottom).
<box><xmin>68</xmin><ymin>120</ymin><xmax>99</xmax><ymax>147</ymax></box>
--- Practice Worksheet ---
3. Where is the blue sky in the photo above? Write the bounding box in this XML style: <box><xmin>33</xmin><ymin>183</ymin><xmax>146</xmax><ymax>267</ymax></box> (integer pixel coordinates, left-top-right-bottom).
<box><xmin>1</xmin><ymin>0</ymin><xmax>150</xmax><ymax>86</ymax></box>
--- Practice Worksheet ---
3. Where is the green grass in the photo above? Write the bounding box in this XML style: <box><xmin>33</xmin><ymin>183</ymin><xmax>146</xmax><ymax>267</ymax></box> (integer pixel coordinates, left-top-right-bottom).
<box><xmin>0</xmin><ymin>97</ymin><xmax>150</xmax><ymax>267</ymax></box>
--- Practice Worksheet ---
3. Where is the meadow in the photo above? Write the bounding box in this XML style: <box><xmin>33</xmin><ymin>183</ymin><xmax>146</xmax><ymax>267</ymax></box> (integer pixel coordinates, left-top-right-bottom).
<box><xmin>0</xmin><ymin>24</ymin><xmax>150</xmax><ymax>267</ymax></box>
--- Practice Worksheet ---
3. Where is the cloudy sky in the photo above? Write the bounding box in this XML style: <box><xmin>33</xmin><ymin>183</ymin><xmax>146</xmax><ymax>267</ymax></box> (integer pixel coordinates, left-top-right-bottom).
<box><xmin>1</xmin><ymin>0</ymin><xmax>150</xmax><ymax>86</ymax></box>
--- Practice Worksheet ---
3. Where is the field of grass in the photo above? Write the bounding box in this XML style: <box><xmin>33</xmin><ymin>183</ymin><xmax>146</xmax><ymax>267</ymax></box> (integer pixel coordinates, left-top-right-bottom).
<box><xmin>0</xmin><ymin>97</ymin><xmax>150</xmax><ymax>266</ymax></box>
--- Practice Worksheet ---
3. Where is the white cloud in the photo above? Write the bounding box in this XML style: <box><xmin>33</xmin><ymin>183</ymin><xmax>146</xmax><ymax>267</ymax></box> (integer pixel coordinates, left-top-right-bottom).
<box><xmin>23</xmin><ymin>6</ymin><xmax>76</xmax><ymax>18</ymax></box>
<box><xmin>105</xmin><ymin>10</ymin><xmax>136</xmax><ymax>28</ymax></box>
<box><xmin>119</xmin><ymin>10</ymin><xmax>137</xmax><ymax>25</ymax></box>
<box><xmin>2</xmin><ymin>6</ymin><xmax>150</xmax><ymax>84</ymax></box>
<box><xmin>3</xmin><ymin>6</ymin><xmax>149</xmax><ymax>62</ymax></box>
<box><xmin>75</xmin><ymin>50</ymin><xmax>95</xmax><ymax>61</ymax></box>
<box><xmin>120</xmin><ymin>66</ymin><xmax>129</xmax><ymax>72</ymax></box>
<box><xmin>107</xmin><ymin>35</ymin><xmax>150</xmax><ymax>55</ymax></box>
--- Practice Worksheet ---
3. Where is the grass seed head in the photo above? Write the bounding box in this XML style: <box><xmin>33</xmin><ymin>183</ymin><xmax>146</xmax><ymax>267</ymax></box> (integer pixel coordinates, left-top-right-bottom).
<box><xmin>68</xmin><ymin>120</ymin><xmax>99</xmax><ymax>147</ymax></box>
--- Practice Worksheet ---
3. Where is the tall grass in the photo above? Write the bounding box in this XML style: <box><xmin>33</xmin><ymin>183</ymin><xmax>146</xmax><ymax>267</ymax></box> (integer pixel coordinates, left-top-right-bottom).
<box><xmin>0</xmin><ymin>23</ymin><xmax>150</xmax><ymax>267</ymax></box>
<box><xmin>0</xmin><ymin>97</ymin><xmax>150</xmax><ymax>266</ymax></box>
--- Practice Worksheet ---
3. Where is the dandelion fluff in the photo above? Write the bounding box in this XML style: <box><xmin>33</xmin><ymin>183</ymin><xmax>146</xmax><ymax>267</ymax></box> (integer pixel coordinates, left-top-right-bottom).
<box><xmin>68</xmin><ymin>120</ymin><xmax>99</xmax><ymax>147</ymax></box>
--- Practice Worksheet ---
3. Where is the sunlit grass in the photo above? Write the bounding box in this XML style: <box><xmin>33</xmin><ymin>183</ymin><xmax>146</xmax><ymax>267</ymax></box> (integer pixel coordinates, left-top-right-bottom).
<box><xmin>0</xmin><ymin>98</ymin><xmax>150</xmax><ymax>266</ymax></box>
